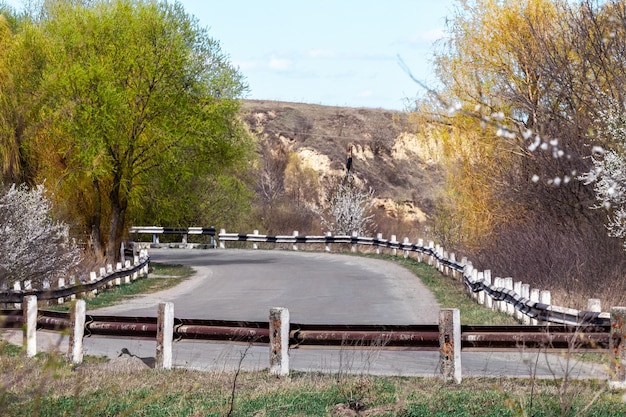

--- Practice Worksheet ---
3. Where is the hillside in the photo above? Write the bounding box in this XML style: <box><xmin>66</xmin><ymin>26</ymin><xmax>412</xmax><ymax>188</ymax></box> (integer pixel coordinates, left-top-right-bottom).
<box><xmin>240</xmin><ymin>100</ymin><xmax>444</xmax><ymax>235</ymax></box>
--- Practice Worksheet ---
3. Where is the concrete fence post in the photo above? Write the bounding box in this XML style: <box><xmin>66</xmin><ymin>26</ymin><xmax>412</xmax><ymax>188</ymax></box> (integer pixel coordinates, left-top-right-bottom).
<box><xmin>219</xmin><ymin>229</ymin><xmax>226</xmax><ymax>249</ymax></box>
<box><xmin>513</xmin><ymin>281</ymin><xmax>523</xmax><ymax>321</ymax></box>
<box><xmin>439</xmin><ymin>308</ymin><xmax>461</xmax><ymax>384</ymax></box>
<box><xmin>504</xmin><ymin>278</ymin><xmax>514</xmax><ymax>316</ymax></box>
<box><xmin>253</xmin><ymin>230</ymin><xmax>259</xmax><ymax>250</ymax></box>
<box><xmin>483</xmin><ymin>270</ymin><xmax>492</xmax><ymax>310</ymax></box>
<box><xmin>57</xmin><ymin>277</ymin><xmax>66</xmax><ymax>304</ymax></box>
<box><xmin>530</xmin><ymin>288</ymin><xmax>540</xmax><ymax>325</ymax></box>
<box><xmin>610</xmin><ymin>307</ymin><xmax>626</xmax><ymax>389</ymax></box>
<box><xmin>390</xmin><ymin>235</ymin><xmax>397</xmax><ymax>256</ymax></box>
<box><xmin>68</xmin><ymin>299</ymin><xmax>86</xmax><ymax>364</ymax></box>
<box><xmin>156</xmin><ymin>302</ymin><xmax>174</xmax><ymax>370</ymax></box>
<box><xmin>427</xmin><ymin>241</ymin><xmax>435</xmax><ymax>266</ymax></box>
<box><xmin>292</xmin><ymin>231</ymin><xmax>299</xmax><ymax>251</ymax></box>
<box><xmin>588</xmin><ymin>299</ymin><xmax>602</xmax><ymax>313</ymax></box>
<box><xmin>269</xmin><ymin>307</ymin><xmax>290</xmax><ymax>376</ymax></box>
<box><xmin>521</xmin><ymin>284</ymin><xmax>531</xmax><ymax>325</ymax></box>
<box><xmin>417</xmin><ymin>239</ymin><xmax>424</xmax><ymax>263</ymax></box>
<box><xmin>325</xmin><ymin>232</ymin><xmax>332</xmax><ymax>252</ymax></box>
<box><xmin>351</xmin><ymin>231</ymin><xmax>358</xmax><ymax>253</ymax></box>
<box><xmin>476</xmin><ymin>271</ymin><xmax>485</xmax><ymax>305</ymax></box>
<box><xmin>23</xmin><ymin>295</ymin><xmax>37</xmax><ymax>357</ymax></box>
<box><xmin>403</xmin><ymin>237</ymin><xmax>410</xmax><ymax>258</ymax></box>
<box><xmin>375</xmin><ymin>233</ymin><xmax>383</xmax><ymax>255</ymax></box>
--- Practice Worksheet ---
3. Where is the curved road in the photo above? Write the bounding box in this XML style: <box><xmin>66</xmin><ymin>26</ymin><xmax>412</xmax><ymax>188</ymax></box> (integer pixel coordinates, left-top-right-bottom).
<box><xmin>90</xmin><ymin>248</ymin><xmax>440</xmax><ymax>324</ymax></box>
<box><xmin>2</xmin><ymin>248</ymin><xmax>608</xmax><ymax>378</ymax></box>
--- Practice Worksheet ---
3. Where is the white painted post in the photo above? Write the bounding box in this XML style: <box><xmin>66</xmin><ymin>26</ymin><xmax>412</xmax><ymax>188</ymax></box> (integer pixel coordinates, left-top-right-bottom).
<box><xmin>417</xmin><ymin>239</ymin><xmax>424</xmax><ymax>263</ymax></box>
<box><xmin>57</xmin><ymin>277</ymin><xmax>65</xmax><ymax>305</ymax></box>
<box><xmin>269</xmin><ymin>307</ymin><xmax>290</xmax><ymax>376</ymax></box>
<box><xmin>471</xmin><ymin>269</ymin><xmax>479</xmax><ymax>302</ymax></box>
<box><xmin>439</xmin><ymin>308</ymin><xmax>462</xmax><ymax>384</ymax></box>
<box><xmin>504</xmin><ymin>278</ymin><xmax>514</xmax><ymax>316</ymax></box>
<box><xmin>375</xmin><ymin>233</ymin><xmax>383</xmax><ymax>255</ymax></box>
<box><xmin>351</xmin><ymin>231</ymin><xmax>358</xmax><ymax>253</ymax></box>
<box><xmin>493</xmin><ymin>278</ymin><xmax>503</xmax><ymax>312</ymax></box>
<box><xmin>292</xmin><ymin>231</ymin><xmax>299</xmax><ymax>251</ymax></box>
<box><xmin>521</xmin><ymin>284</ymin><xmax>531</xmax><ymax>325</ymax></box>
<box><xmin>435</xmin><ymin>244</ymin><xmax>442</xmax><ymax>271</ymax></box>
<box><xmin>483</xmin><ymin>270</ymin><xmax>492</xmax><ymax>310</ymax></box>
<box><xmin>89</xmin><ymin>271</ymin><xmax>98</xmax><ymax>296</ymax></box>
<box><xmin>219</xmin><ymin>229</ymin><xmax>226</xmax><ymax>249</ymax></box>
<box><xmin>477</xmin><ymin>271</ymin><xmax>485</xmax><ymax>305</ymax></box>
<box><xmin>449</xmin><ymin>253</ymin><xmax>457</xmax><ymax>279</ymax></box>
<box><xmin>588</xmin><ymin>299</ymin><xmax>602</xmax><ymax>313</ymax></box>
<box><xmin>68</xmin><ymin>299</ymin><xmax>86</xmax><ymax>364</ymax></box>
<box><xmin>253</xmin><ymin>230</ymin><xmax>259</xmax><ymax>250</ymax></box>
<box><xmin>428</xmin><ymin>241</ymin><xmax>435</xmax><ymax>266</ymax></box>
<box><xmin>443</xmin><ymin>250</ymin><xmax>449</xmax><ymax>275</ymax></box>
<box><xmin>156</xmin><ymin>302</ymin><xmax>174</xmax><ymax>370</ymax></box>
<box><xmin>325</xmin><ymin>231</ymin><xmax>332</xmax><ymax>252</ymax></box>
<box><xmin>23</xmin><ymin>295</ymin><xmax>37</xmax><ymax>357</ymax></box>
<box><xmin>403</xmin><ymin>237</ymin><xmax>410</xmax><ymax>258</ymax></box>
<box><xmin>514</xmin><ymin>281</ymin><xmax>523</xmax><ymax>321</ymax></box>
<box><xmin>530</xmin><ymin>288</ymin><xmax>540</xmax><ymax>325</ymax></box>
<box><xmin>390</xmin><ymin>235</ymin><xmax>397</xmax><ymax>256</ymax></box>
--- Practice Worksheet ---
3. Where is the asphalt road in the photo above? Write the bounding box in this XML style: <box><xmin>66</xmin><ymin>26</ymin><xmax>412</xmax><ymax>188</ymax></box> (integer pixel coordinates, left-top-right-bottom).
<box><xmin>1</xmin><ymin>248</ymin><xmax>610</xmax><ymax>379</ymax></box>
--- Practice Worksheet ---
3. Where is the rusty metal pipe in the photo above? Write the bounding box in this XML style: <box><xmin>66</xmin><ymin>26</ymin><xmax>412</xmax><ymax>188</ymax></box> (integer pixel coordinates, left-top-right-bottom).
<box><xmin>37</xmin><ymin>316</ymin><xmax>70</xmax><ymax>330</ymax></box>
<box><xmin>175</xmin><ymin>325</ymin><xmax>270</xmax><ymax>341</ymax></box>
<box><xmin>293</xmin><ymin>330</ymin><xmax>440</xmax><ymax>346</ymax></box>
<box><xmin>86</xmin><ymin>321</ymin><xmax>158</xmax><ymax>337</ymax></box>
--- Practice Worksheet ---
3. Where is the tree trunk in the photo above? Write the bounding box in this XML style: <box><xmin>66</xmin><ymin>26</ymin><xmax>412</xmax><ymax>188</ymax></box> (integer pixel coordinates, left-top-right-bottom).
<box><xmin>90</xmin><ymin>179</ymin><xmax>103</xmax><ymax>259</ymax></box>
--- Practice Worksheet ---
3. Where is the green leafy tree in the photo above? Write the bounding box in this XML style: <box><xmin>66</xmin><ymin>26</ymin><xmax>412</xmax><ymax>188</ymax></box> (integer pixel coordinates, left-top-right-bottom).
<box><xmin>21</xmin><ymin>0</ymin><xmax>251</xmax><ymax>260</ymax></box>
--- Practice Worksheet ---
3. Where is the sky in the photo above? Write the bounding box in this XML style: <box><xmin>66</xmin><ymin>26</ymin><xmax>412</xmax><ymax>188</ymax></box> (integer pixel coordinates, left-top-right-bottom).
<box><xmin>5</xmin><ymin>0</ymin><xmax>457</xmax><ymax>110</ymax></box>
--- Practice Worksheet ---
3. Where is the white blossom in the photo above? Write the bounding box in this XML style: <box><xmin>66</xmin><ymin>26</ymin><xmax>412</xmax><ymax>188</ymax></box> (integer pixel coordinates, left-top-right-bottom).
<box><xmin>319</xmin><ymin>180</ymin><xmax>376</xmax><ymax>236</ymax></box>
<box><xmin>0</xmin><ymin>183</ymin><xmax>82</xmax><ymax>288</ymax></box>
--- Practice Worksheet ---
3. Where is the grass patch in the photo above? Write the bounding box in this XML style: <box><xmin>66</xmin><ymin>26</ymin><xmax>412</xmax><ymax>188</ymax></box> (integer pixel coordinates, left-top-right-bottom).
<box><xmin>47</xmin><ymin>263</ymin><xmax>194</xmax><ymax>312</ymax></box>
<box><xmin>1</xmin><ymin>355</ymin><xmax>624</xmax><ymax>417</ymax></box>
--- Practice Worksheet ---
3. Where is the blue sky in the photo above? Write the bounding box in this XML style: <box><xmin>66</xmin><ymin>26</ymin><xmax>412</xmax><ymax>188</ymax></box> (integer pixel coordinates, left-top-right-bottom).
<box><xmin>5</xmin><ymin>0</ymin><xmax>456</xmax><ymax>110</ymax></box>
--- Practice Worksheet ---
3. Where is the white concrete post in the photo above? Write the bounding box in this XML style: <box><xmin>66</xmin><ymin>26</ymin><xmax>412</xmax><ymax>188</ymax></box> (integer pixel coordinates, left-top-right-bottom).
<box><xmin>253</xmin><ymin>230</ymin><xmax>259</xmax><ymax>250</ymax></box>
<box><xmin>89</xmin><ymin>271</ymin><xmax>98</xmax><ymax>296</ymax></box>
<box><xmin>514</xmin><ymin>281</ymin><xmax>523</xmax><ymax>321</ymax></box>
<box><xmin>428</xmin><ymin>241</ymin><xmax>435</xmax><ymax>266</ymax></box>
<box><xmin>375</xmin><ymin>233</ymin><xmax>383</xmax><ymax>255</ymax></box>
<box><xmin>403</xmin><ymin>237</ymin><xmax>410</xmax><ymax>258</ymax></box>
<box><xmin>417</xmin><ymin>239</ymin><xmax>424</xmax><ymax>263</ymax></box>
<box><xmin>325</xmin><ymin>231</ymin><xmax>332</xmax><ymax>252</ymax></box>
<box><xmin>390</xmin><ymin>235</ymin><xmax>397</xmax><ymax>256</ymax></box>
<box><xmin>439</xmin><ymin>308</ymin><xmax>461</xmax><ymax>384</ymax></box>
<box><xmin>588</xmin><ymin>299</ymin><xmax>602</xmax><ymax>313</ymax></box>
<box><xmin>493</xmin><ymin>278</ymin><xmax>503</xmax><ymax>312</ymax></box>
<box><xmin>471</xmin><ymin>269</ymin><xmax>479</xmax><ymax>301</ymax></box>
<box><xmin>504</xmin><ymin>278</ymin><xmax>514</xmax><ymax>316</ymax></box>
<box><xmin>483</xmin><ymin>270</ymin><xmax>492</xmax><ymax>310</ymax></box>
<box><xmin>156</xmin><ymin>302</ymin><xmax>174</xmax><ymax>370</ymax></box>
<box><xmin>449</xmin><ymin>253</ymin><xmax>457</xmax><ymax>279</ymax></box>
<box><xmin>57</xmin><ymin>277</ymin><xmax>66</xmax><ymax>304</ymax></box>
<box><xmin>13</xmin><ymin>281</ymin><xmax>22</xmax><ymax>310</ymax></box>
<box><xmin>68</xmin><ymin>299</ymin><xmax>86</xmax><ymax>364</ymax></box>
<box><xmin>521</xmin><ymin>284</ymin><xmax>531</xmax><ymax>325</ymax></box>
<box><xmin>219</xmin><ymin>229</ymin><xmax>226</xmax><ymax>249</ymax></box>
<box><xmin>291</xmin><ymin>231</ymin><xmax>299</xmax><ymax>251</ymax></box>
<box><xmin>23</xmin><ymin>295</ymin><xmax>37</xmax><ymax>357</ymax></box>
<box><xmin>530</xmin><ymin>288</ymin><xmax>540</xmax><ymax>325</ymax></box>
<box><xmin>476</xmin><ymin>271</ymin><xmax>485</xmax><ymax>305</ymax></box>
<box><xmin>269</xmin><ymin>307</ymin><xmax>290</xmax><ymax>376</ymax></box>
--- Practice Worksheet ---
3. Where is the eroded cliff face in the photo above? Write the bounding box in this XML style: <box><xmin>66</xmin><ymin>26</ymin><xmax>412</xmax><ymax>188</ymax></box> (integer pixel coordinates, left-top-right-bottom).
<box><xmin>241</xmin><ymin>99</ymin><xmax>444</xmax><ymax>229</ymax></box>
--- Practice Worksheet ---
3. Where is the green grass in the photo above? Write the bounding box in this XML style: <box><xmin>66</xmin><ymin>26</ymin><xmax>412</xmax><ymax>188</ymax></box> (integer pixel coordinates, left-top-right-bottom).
<box><xmin>1</xmin><ymin>348</ymin><xmax>624</xmax><ymax>417</ymax></box>
<box><xmin>46</xmin><ymin>263</ymin><xmax>194</xmax><ymax>311</ymax></box>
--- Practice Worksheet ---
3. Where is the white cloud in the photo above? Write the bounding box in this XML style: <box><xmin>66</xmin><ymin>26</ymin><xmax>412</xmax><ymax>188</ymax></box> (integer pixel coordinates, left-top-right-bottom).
<box><xmin>268</xmin><ymin>55</ymin><xmax>292</xmax><ymax>71</ymax></box>
<box><xmin>308</xmin><ymin>49</ymin><xmax>337</xmax><ymax>59</ymax></box>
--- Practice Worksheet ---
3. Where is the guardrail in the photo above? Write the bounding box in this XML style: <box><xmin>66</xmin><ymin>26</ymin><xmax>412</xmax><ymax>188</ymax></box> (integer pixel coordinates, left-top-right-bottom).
<box><xmin>2</xmin><ymin>301</ymin><xmax>621</xmax><ymax>384</ymax></box>
<box><xmin>0</xmin><ymin>251</ymin><xmax>150</xmax><ymax>305</ymax></box>
<box><xmin>127</xmin><ymin>226</ymin><xmax>612</xmax><ymax>327</ymax></box>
